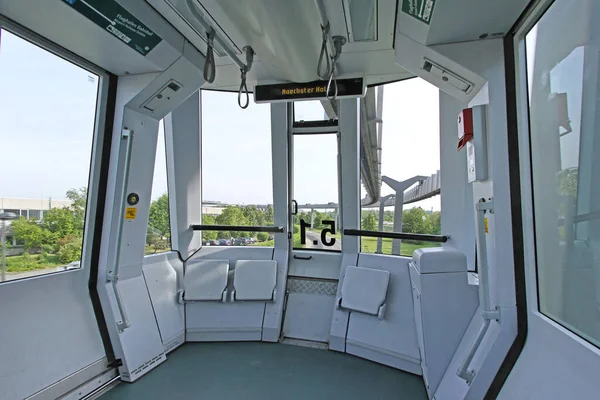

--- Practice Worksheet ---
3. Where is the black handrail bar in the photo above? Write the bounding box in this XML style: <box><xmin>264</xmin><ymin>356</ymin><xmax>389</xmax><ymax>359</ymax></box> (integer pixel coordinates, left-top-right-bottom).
<box><xmin>190</xmin><ymin>225</ymin><xmax>285</xmax><ymax>233</ymax></box>
<box><xmin>573</xmin><ymin>210</ymin><xmax>600</xmax><ymax>223</ymax></box>
<box><xmin>343</xmin><ymin>229</ymin><xmax>448</xmax><ymax>243</ymax></box>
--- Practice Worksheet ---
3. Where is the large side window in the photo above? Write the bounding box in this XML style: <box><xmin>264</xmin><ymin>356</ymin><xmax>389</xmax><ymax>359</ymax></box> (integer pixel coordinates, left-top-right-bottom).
<box><xmin>525</xmin><ymin>0</ymin><xmax>600</xmax><ymax>346</ymax></box>
<box><xmin>360</xmin><ymin>79</ymin><xmax>441</xmax><ymax>257</ymax></box>
<box><xmin>0</xmin><ymin>30</ymin><xmax>99</xmax><ymax>282</ymax></box>
<box><xmin>201</xmin><ymin>91</ymin><xmax>274</xmax><ymax>246</ymax></box>
<box><xmin>145</xmin><ymin>120</ymin><xmax>171</xmax><ymax>255</ymax></box>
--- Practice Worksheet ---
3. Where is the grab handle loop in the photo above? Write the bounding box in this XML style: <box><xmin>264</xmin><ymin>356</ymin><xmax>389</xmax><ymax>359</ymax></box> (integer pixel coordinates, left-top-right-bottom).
<box><xmin>326</xmin><ymin>68</ymin><xmax>338</xmax><ymax>100</ymax></box>
<box><xmin>326</xmin><ymin>36</ymin><xmax>346</xmax><ymax>101</ymax></box>
<box><xmin>238</xmin><ymin>46</ymin><xmax>254</xmax><ymax>110</ymax></box>
<box><xmin>203</xmin><ymin>27</ymin><xmax>216</xmax><ymax>83</ymax></box>
<box><xmin>317</xmin><ymin>23</ymin><xmax>332</xmax><ymax>80</ymax></box>
<box><xmin>238</xmin><ymin>68</ymin><xmax>249</xmax><ymax>109</ymax></box>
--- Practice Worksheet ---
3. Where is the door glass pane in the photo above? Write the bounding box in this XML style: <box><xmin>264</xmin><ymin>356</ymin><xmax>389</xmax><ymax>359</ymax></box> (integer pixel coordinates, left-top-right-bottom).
<box><xmin>526</xmin><ymin>0</ymin><xmax>600</xmax><ymax>346</ymax></box>
<box><xmin>201</xmin><ymin>91</ymin><xmax>274</xmax><ymax>247</ymax></box>
<box><xmin>0</xmin><ymin>30</ymin><xmax>99</xmax><ymax>282</ymax></box>
<box><xmin>293</xmin><ymin>134</ymin><xmax>340</xmax><ymax>251</ymax></box>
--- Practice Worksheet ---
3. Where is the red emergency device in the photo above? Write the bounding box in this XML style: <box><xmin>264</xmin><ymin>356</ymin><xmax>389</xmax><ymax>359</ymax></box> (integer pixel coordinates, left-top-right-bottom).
<box><xmin>457</xmin><ymin>108</ymin><xmax>473</xmax><ymax>150</ymax></box>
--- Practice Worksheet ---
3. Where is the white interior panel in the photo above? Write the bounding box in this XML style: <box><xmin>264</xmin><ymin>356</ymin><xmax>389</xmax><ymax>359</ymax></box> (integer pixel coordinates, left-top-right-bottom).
<box><xmin>0</xmin><ymin>0</ymin><xmax>181</xmax><ymax>75</ymax></box>
<box><xmin>184</xmin><ymin>259</ymin><xmax>229</xmax><ymax>301</ymax></box>
<box><xmin>142</xmin><ymin>252</ymin><xmax>185</xmax><ymax>352</ymax></box>
<box><xmin>283</xmin><ymin>292</ymin><xmax>337</xmax><ymax>343</ymax></box>
<box><xmin>185</xmin><ymin>247</ymin><xmax>274</xmax><ymax>341</ymax></box>
<box><xmin>111</xmin><ymin>275</ymin><xmax>166</xmax><ymax>381</ymax></box>
<box><xmin>345</xmin><ymin>254</ymin><xmax>421</xmax><ymax>373</ymax></box>
<box><xmin>340</xmin><ymin>266</ymin><xmax>389</xmax><ymax>315</ymax></box>
<box><xmin>0</xmin><ymin>271</ymin><xmax>106</xmax><ymax>400</ymax></box>
<box><xmin>233</xmin><ymin>260</ymin><xmax>277</xmax><ymax>301</ymax></box>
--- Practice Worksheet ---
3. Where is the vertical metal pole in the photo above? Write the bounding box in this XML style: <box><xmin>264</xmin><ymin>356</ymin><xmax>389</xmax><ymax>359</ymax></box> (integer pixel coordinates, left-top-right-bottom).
<box><xmin>310</xmin><ymin>208</ymin><xmax>315</xmax><ymax>229</ymax></box>
<box><xmin>377</xmin><ymin>201</ymin><xmax>385</xmax><ymax>253</ymax></box>
<box><xmin>392</xmin><ymin>193</ymin><xmax>405</xmax><ymax>255</ymax></box>
<box><xmin>1</xmin><ymin>221</ymin><xmax>6</xmax><ymax>282</ymax></box>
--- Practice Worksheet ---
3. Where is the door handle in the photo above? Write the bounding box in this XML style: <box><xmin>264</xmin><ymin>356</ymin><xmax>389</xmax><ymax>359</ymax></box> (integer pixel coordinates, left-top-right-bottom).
<box><xmin>293</xmin><ymin>255</ymin><xmax>312</xmax><ymax>260</ymax></box>
<box><xmin>291</xmin><ymin>200</ymin><xmax>298</xmax><ymax>215</ymax></box>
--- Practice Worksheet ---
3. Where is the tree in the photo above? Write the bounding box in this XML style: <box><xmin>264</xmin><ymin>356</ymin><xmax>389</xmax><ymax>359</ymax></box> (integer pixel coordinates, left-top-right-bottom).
<box><xmin>42</xmin><ymin>207</ymin><xmax>78</xmax><ymax>240</ymax></box>
<box><xmin>429</xmin><ymin>211</ymin><xmax>441</xmax><ymax>235</ymax></box>
<box><xmin>256</xmin><ymin>232</ymin><xmax>269</xmax><ymax>242</ymax></box>
<box><xmin>57</xmin><ymin>237</ymin><xmax>82</xmax><ymax>263</ymax></box>
<box><xmin>362</xmin><ymin>211</ymin><xmax>377</xmax><ymax>231</ymax></box>
<box><xmin>10</xmin><ymin>217</ymin><xmax>49</xmax><ymax>250</ymax></box>
<box><xmin>384</xmin><ymin>210</ymin><xmax>394</xmax><ymax>222</ymax></box>
<box><xmin>216</xmin><ymin>206</ymin><xmax>249</xmax><ymax>238</ymax></box>
<box><xmin>264</xmin><ymin>205</ymin><xmax>274</xmax><ymax>225</ymax></box>
<box><xmin>202</xmin><ymin>215</ymin><xmax>218</xmax><ymax>241</ymax></box>
<box><xmin>402</xmin><ymin>207</ymin><xmax>428</xmax><ymax>235</ymax></box>
<box><xmin>66</xmin><ymin>187</ymin><xmax>87</xmax><ymax>231</ymax></box>
<box><xmin>148</xmin><ymin>194</ymin><xmax>170</xmax><ymax>239</ymax></box>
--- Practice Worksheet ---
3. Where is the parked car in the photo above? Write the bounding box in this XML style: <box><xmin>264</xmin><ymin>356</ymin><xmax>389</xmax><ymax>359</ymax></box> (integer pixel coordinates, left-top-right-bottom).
<box><xmin>234</xmin><ymin>238</ymin><xmax>249</xmax><ymax>246</ymax></box>
<box><xmin>218</xmin><ymin>239</ymin><xmax>231</xmax><ymax>246</ymax></box>
<box><xmin>205</xmin><ymin>240</ymin><xmax>218</xmax><ymax>246</ymax></box>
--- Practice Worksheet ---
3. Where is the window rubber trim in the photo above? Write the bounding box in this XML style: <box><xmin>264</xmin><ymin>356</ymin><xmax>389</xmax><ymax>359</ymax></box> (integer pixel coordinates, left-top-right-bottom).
<box><xmin>88</xmin><ymin>73</ymin><xmax>119</xmax><ymax>365</ymax></box>
<box><xmin>484</xmin><ymin>33</ymin><xmax>528</xmax><ymax>399</ymax></box>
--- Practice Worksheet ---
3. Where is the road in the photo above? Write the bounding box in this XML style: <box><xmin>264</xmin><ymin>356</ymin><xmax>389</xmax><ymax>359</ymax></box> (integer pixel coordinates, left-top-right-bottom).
<box><xmin>304</xmin><ymin>230</ymin><xmax>342</xmax><ymax>251</ymax></box>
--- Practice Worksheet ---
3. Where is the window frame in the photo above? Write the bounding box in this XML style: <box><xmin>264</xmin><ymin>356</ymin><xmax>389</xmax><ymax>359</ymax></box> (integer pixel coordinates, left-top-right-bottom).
<box><xmin>514</xmin><ymin>0</ymin><xmax>600</xmax><ymax>352</ymax></box>
<box><xmin>0</xmin><ymin>16</ymin><xmax>110</xmax><ymax>283</ymax></box>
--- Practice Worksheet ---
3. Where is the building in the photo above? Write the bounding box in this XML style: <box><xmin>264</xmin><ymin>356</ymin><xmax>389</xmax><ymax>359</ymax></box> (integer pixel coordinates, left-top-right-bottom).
<box><xmin>0</xmin><ymin>197</ymin><xmax>72</xmax><ymax>249</ymax></box>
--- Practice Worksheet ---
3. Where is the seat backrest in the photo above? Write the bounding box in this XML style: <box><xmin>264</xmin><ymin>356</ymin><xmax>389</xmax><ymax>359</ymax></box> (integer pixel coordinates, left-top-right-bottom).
<box><xmin>184</xmin><ymin>260</ymin><xmax>229</xmax><ymax>301</ymax></box>
<box><xmin>341</xmin><ymin>266</ymin><xmax>390</xmax><ymax>315</ymax></box>
<box><xmin>233</xmin><ymin>260</ymin><xmax>277</xmax><ymax>301</ymax></box>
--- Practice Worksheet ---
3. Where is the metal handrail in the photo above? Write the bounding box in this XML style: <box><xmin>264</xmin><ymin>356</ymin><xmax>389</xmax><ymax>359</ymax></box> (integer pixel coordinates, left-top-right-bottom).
<box><xmin>110</xmin><ymin>129</ymin><xmax>134</xmax><ymax>332</ymax></box>
<box><xmin>343</xmin><ymin>229</ymin><xmax>448</xmax><ymax>243</ymax></box>
<box><xmin>191</xmin><ymin>225</ymin><xmax>285</xmax><ymax>233</ymax></box>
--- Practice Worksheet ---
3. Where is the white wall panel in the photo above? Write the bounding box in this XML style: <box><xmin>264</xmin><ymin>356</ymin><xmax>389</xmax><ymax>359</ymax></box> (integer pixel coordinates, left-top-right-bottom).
<box><xmin>345</xmin><ymin>254</ymin><xmax>421</xmax><ymax>374</ymax></box>
<box><xmin>142</xmin><ymin>252</ymin><xmax>185</xmax><ymax>353</ymax></box>
<box><xmin>0</xmin><ymin>271</ymin><xmax>106</xmax><ymax>400</ymax></box>
<box><xmin>185</xmin><ymin>247</ymin><xmax>275</xmax><ymax>341</ymax></box>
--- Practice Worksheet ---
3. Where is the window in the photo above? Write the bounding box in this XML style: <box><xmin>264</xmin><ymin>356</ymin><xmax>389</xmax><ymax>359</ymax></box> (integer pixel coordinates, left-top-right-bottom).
<box><xmin>201</xmin><ymin>91</ymin><xmax>274</xmax><ymax>246</ymax></box>
<box><xmin>28</xmin><ymin>210</ymin><xmax>41</xmax><ymax>220</ymax></box>
<box><xmin>360</xmin><ymin>79</ymin><xmax>441</xmax><ymax>257</ymax></box>
<box><xmin>293</xmin><ymin>132</ymin><xmax>341</xmax><ymax>251</ymax></box>
<box><xmin>0</xmin><ymin>30</ymin><xmax>98</xmax><ymax>282</ymax></box>
<box><xmin>525</xmin><ymin>0</ymin><xmax>600</xmax><ymax>346</ymax></box>
<box><xmin>146</xmin><ymin>120</ymin><xmax>171</xmax><ymax>255</ymax></box>
<box><xmin>294</xmin><ymin>100</ymin><xmax>329</xmax><ymax>123</ymax></box>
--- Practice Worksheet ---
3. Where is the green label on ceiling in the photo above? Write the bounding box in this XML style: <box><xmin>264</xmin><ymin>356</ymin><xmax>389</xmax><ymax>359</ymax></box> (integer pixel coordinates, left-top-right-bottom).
<box><xmin>62</xmin><ymin>0</ymin><xmax>162</xmax><ymax>56</ymax></box>
<box><xmin>402</xmin><ymin>0</ymin><xmax>436</xmax><ymax>25</ymax></box>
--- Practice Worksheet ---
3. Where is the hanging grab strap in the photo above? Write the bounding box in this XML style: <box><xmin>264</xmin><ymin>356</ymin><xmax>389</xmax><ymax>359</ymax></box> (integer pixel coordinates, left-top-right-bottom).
<box><xmin>317</xmin><ymin>23</ymin><xmax>332</xmax><ymax>80</ymax></box>
<box><xmin>326</xmin><ymin>36</ymin><xmax>346</xmax><ymax>101</ymax></box>
<box><xmin>203</xmin><ymin>27</ymin><xmax>216</xmax><ymax>83</ymax></box>
<box><xmin>238</xmin><ymin>46</ymin><xmax>255</xmax><ymax>109</ymax></box>
<box><xmin>238</xmin><ymin>68</ymin><xmax>249</xmax><ymax>109</ymax></box>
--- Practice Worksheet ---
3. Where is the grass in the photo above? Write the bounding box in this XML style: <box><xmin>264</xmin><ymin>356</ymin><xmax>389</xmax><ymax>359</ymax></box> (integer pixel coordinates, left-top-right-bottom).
<box><xmin>360</xmin><ymin>237</ymin><xmax>440</xmax><ymax>257</ymax></box>
<box><xmin>4</xmin><ymin>253</ymin><xmax>63</xmax><ymax>273</ymax></box>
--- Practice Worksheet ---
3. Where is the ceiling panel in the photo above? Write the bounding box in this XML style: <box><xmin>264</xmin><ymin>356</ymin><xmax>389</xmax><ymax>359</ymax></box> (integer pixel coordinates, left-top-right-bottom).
<box><xmin>426</xmin><ymin>0</ymin><xmax>530</xmax><ymax>45</ymax></box>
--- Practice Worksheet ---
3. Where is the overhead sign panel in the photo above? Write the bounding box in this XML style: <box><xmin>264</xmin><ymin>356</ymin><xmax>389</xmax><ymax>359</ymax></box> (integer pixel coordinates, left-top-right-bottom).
<box><xmin>61</xmin><ymin>0</ymin><xmax>162</xmax><ymax>56</ymax></box>
<box><xmin>402</xmin><ymin>0</ymin><xmax>437</xmax><ymax>25</ymax></box>
<box><xmin>254</xmin><ymin>78</ymin><xmax>365</xmax><ymax>103</ymax></box>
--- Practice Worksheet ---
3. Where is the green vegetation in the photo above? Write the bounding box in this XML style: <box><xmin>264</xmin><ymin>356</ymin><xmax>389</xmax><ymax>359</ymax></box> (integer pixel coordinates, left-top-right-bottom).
<box><xmin>5</xmin><ymin>253</ymin><xmax>62</xmax><ymax>273</ymax></box>
<box><xmin>360</xmin><ymin>237</ymin><xmax>440</xmax><ymax>257</ymax></box>
<box><xmin>6</xmin><ymin>188</ymin><xmax>87</xmax><ymax>273</ymax></box>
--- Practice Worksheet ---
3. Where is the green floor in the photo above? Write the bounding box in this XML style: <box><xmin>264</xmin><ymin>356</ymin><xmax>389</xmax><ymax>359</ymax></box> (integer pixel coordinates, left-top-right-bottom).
<box><xmin>100</xmin><ymin>342</ymin><xmax>427</xmax><ymax>400</ymax></box>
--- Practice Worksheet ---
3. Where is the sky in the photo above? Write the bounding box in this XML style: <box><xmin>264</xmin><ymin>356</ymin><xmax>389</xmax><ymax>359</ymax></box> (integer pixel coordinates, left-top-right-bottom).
<box><xmin>1</xmin><ymin>28</ymin><xmax>441</xmax><ymax>212</ymax></box>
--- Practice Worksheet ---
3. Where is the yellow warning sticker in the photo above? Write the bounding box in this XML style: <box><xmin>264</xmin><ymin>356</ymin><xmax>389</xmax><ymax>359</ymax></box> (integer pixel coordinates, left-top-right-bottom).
<box><xmin>125</xmin><ymin>207</ymin><xmax>137</xmax><ymax>220</ymax></box>
<box><xmin>484</xmin><ymin>217</ymin><xmax>489</xmax><ymax>234</ymax></box>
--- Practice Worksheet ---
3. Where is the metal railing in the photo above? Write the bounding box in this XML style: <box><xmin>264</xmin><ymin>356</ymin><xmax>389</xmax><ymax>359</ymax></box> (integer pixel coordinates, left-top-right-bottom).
<box><xmin>191</xmin><ymin>225</ymin><xmax>285</xmax><ymax>233</ymax></box>
<box><xmin>343</xmin><ymin>229</ymin><xmax>448</xmax><ymax>243</ymax></box>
